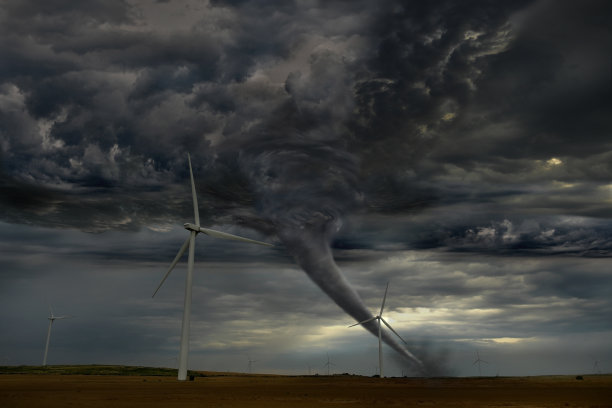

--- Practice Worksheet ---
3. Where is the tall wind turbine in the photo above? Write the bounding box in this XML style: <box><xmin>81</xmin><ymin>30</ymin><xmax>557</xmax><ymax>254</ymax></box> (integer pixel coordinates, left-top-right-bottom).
<box><xmin>152</xmin><ymin>154</ymin><xmax>273</xmax><ymax>381</ymax></box>
<box><xmin>42</xmin><ymin>307</ymin><xmax>72</xmax><ymax>366</ymax></box>
<box><xmin>473</xmin><ymin>350</ymin><xmax>488</xmax><ymax>376</ymax></box>
<box><xmin>349</xmin><ymin>282</ymin><xmax>408</xmax><ymax>378</ymax></box>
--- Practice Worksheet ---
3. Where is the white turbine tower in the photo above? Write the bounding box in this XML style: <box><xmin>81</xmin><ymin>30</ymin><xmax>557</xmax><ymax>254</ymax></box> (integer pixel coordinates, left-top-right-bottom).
<box><xmin>349</xmin><ymin>281</ymin><xmax>408</xmax><ymax>379</ymax></box>
<box><xmin>42</xmin><ymin>307</ymin><xmax>72</xmax><ymax>366</ymax></box>
<box><xmin>152</xmin><ymin>154</ymin><xmax>273</xmax><ymax>381</ymax></box>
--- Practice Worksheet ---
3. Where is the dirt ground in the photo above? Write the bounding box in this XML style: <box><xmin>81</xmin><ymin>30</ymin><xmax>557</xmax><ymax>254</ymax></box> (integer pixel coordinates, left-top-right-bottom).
<box><xmin>1</xmin><ymin>374</ymin><xmax>611</xmax><ymax>408</ymax></box>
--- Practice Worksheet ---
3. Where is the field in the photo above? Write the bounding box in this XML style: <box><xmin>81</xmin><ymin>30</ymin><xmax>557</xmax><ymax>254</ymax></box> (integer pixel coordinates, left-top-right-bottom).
<box><xmin>1</xmin><ymin>366</ymin><xmax>611</xmax><ymax>407</ymax></box>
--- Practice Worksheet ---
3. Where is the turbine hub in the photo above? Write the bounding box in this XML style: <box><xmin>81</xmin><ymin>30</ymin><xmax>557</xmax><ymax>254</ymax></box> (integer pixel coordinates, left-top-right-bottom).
<box><xmin>184</xmin><ymin>223</ymin><xmax>199</xmax><ymax>232</ymax></box>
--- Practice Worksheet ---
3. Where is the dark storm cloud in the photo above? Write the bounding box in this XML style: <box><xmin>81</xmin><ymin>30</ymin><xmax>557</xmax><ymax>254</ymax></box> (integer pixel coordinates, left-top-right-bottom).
<box><xmin>427</xmin><ymin>0</ymin><xmax>612</xmax><ymax>164</ymax></box>
<box><xmin>2</xmin><ymin>0</ymin><xmax>133</xmax><ymax>25</ymax></box>
<box><xmin>349</xmin><ymin>0</ymin><xmax>531</xmax><ymax>164</ymax></box>
<box><xmin>1</xmin><ymin>0</ymin><xmax>611</xmax><ymax>268</ymax></box>
<box><xmin>478</xmin><ymin>0</ymin><xmax>611</xmax><ymax>156</ymax></box>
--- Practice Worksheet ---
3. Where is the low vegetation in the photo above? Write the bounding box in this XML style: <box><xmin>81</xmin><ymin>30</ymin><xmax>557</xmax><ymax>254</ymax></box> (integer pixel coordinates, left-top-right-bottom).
<box><xmin>0</xmin><ymin>365</ymin><xmax>178</xmax><ymax>376</ymax></box>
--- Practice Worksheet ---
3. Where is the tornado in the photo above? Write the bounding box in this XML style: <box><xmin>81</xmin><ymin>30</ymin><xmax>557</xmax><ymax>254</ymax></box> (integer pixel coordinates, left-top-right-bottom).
<box><xmin>236</xmin><ymin>128</ymin><xmax>425</xmax><ymax>372</ymax></box>
<box><xmin>276</xmin><ymin>213</ymin><xmax>424</xmax><ymax>372</ymax></box>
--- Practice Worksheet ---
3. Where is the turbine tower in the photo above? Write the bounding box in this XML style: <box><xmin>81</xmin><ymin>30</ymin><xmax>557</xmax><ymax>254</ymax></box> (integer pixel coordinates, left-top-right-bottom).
<box><xmin>349</xmin><ymin>282</ymin><xmax>408</xmax><ymax>378</ymax></box>
<box><xmin>473</xmin><ymin>350</ymin><xmax>488</xmax><ymax>376</ymax></box>
<box><xmin>42</xmin><ymin>307</ymin><xmax>72</xmax><ymax>366</ymax></box>
<box><xmin>152</xmin><ymin>154</ymin><xmax>273</xmax><ymax>381</ymax></box>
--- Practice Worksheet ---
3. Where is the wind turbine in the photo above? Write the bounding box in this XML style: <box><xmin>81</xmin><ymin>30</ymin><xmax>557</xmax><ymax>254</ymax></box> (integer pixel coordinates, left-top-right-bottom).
<box><xmin>349</xmin><ymin>281</ymin><xmax>408</xmax><ymax>378</ymax></box>
<box><xmin>473</xmin><ymin>350</ymin><xmax>488</xmax><ymax>376</ymax></box>
<box><xmin>323</xmin><ymin>352</ymin><xmax>335</xmax><ymax>376</ymax></box>
<box><xmin>591</xmin><ymin>356</ymin><xmax>602</xmax><ymax>374</ymax></box>
<box><xmin>42</xmin><ymin>307</ymin><xmax>72</xmax><ymax>366</ymax></box>
<box><xmin>152</xmin><ymin>153</ymin><xmax>273</xmax><ymax>381</ymax></box>
<box><xmin>247</xmin><ymin>355</ymin><xmax>257</xmax><ymax>374</ymax></box>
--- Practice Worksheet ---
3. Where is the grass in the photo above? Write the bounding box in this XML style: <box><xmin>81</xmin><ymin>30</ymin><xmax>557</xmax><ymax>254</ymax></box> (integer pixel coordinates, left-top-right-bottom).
<box><xmin>0</xmin><ymin>365</ymin><xmax>179</xmax><ymax>377</ymax></box>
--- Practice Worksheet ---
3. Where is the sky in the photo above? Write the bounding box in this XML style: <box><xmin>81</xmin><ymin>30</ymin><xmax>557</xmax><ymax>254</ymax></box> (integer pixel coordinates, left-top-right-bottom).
<box><xmin>1</xmin><ymin>0</ymin><xmax>611</xmax><ymax>377</ymax></box>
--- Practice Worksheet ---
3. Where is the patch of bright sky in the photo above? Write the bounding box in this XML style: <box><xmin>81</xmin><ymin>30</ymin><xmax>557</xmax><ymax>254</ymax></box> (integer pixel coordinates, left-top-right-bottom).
<box><xmin>485</xmin><ymin>337</ymin><xmax>528</xmax><ymax>344</ymax></box>
<box><xmin>598</xmin><ymin>184</ymin><xmax>612</xmax><ymax>202</ymax></box>
<box><xmin>552</xmin><ymin>180</ymin><xmax>575</xmax><ymax>189</ymax></box>
<box><xmin>442</xmin><ymin>112</ymin><xmax>456</xmax><ymax>121</ymax></box>
<box><xmin>385</xmin><ymin>306</ymin><xmax>514</xmax><ymax>341</ymax></box>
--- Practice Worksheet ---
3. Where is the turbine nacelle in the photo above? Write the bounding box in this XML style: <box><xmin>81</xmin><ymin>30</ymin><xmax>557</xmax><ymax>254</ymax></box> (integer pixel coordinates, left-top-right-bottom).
<box><xmin>184</xmin><ymin>223</ymin><xmax>199</xmax><ymax>232</ymax></box>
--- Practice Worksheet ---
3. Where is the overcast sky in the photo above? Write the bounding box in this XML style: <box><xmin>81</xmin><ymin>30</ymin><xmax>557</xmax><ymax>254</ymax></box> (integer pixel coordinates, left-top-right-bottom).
<box><xmin>1</xmin><ymin>0</ymin><xmax>611</xmax><ymax>377</ymax></box>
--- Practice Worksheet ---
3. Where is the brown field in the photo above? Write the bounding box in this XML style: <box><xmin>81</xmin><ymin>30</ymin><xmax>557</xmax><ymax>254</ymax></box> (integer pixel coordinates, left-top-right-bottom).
<box><xmin>1</xmin><ymin>371</ymin><xmax>611</xmax><ymax>408</ymax></box>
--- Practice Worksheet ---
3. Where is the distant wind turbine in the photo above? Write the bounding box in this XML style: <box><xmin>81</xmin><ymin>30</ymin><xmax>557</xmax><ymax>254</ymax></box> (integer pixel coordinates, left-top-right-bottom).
<box><xmin>349</xmin><ymin>282</ymin><xmax>408</xmax><ymax>378</ymax></box>
<box><xmin>324</xmin><ymin>352</ymin><xmax>335</xmax><ymax>376</ymax></box>
<box><xmin>473</xmin><ymin>350</ymin><xmax>488</xmax><ymax>376</ymax></box>
<box><xmin>591</xmin><ymin>356</ymin><xmax>602</xmax><ymax>374</ymax></box>
<box><xmin>247</xmin><ymin>355</ymin><xmax>257</xmax><ymax>374</ymax></box>
<box><xmin>152</xmin><ymin>154</ymin><xmax>273</xmax><ymax>381</ymax></box>
<box><xmin>42</xmin><ymin>307</ymin><xmax>72</xmax><ymax>366</ymax></box>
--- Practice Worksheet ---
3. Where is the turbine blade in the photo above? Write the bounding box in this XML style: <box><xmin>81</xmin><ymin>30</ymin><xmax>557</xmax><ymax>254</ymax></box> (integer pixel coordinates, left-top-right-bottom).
<box><xmin>379</xmin><ymin>281</ymin><xmax>389</xmax><ymax>316</ymax></box>
<box><xmin>348</xmin><ymin>316</ymin><xmax>377</xmax><ymax>327</ymax></box>
<box><xmin>152</xmin><ymin>235</ymin><xmax>191</xmax><ymax>297</ymax></box>
<box><xmin>188</xmin><ymin>153</ymin><xmax>200</xmax><ymax>227</ymax></box>
<box><xmin>380</xmin><ymin>317</ymin><xmax>408</xmax><ymax>345</ymax></box>
<box><xmin>197</xmin><ymin>226</ymin><xmax>273</xmax><ymax>246</ymax></box>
